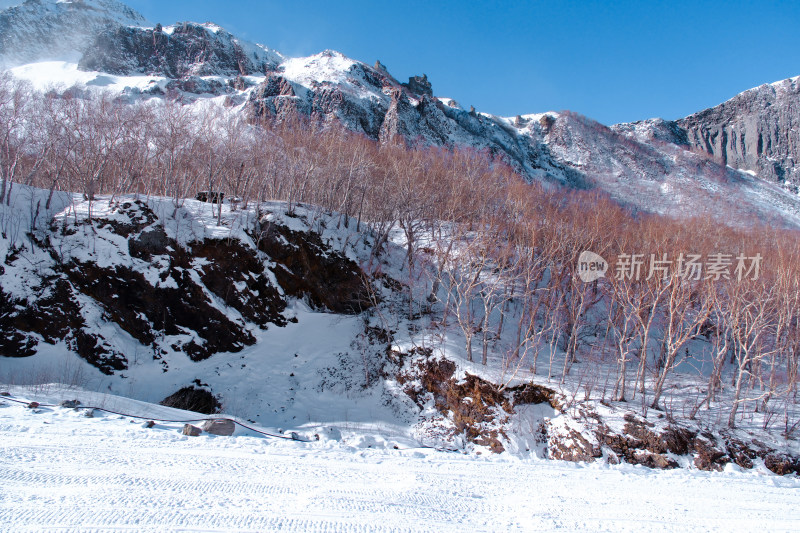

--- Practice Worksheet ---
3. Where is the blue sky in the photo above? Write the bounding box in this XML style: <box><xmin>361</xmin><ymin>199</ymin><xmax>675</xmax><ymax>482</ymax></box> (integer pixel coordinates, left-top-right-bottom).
<box><xmin>125</xmin><ymin>0</ymin><xmax>799</xmax><ymax>125</ymax></box>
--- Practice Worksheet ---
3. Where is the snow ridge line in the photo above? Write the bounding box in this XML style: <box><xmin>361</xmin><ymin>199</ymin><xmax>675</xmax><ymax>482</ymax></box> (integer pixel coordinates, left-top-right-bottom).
<box><xmin>1</xmin><ymin>394</ymin><xmax>461</xmax><ymax>453</ymax></box>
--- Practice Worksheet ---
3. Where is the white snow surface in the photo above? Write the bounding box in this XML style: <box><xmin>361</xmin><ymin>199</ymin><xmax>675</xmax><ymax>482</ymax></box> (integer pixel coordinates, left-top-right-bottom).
<box><xmin>0</xmin><ymin>388</ymin><xmax>798</xmax><ymax>532</ymax></box>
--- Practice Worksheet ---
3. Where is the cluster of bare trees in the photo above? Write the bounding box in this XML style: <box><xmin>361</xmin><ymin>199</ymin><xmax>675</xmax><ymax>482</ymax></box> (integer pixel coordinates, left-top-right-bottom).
<box><xmin>430</xmin><ymin>191</ymin><xmax>800</xmax><ymax>430</ymax></box>
<box><xmin>2</xmin><ymin>73</ymin><xmax>799</xmax><ymax>431</ymax></box>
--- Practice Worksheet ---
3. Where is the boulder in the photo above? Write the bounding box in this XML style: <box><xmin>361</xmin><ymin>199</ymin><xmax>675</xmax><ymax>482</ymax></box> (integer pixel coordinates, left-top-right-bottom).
<box><xmin>60</xmin><ymin>399</ymin><xmax>81</xmax><ymax>408</ymax></box>
<box><xmin>201</xmin><ymin>418</ymin><xmax>235</xmax><ymax>436</ymax></box>
<box><xmin>26</xmin><ymin>401</ymin><xmax>39</xmax><ymax>409</ymax></box>
<box><xmin>182</xmin><ymin>424</ymin><xmax>202</xmax><ymax>436</ymax></box>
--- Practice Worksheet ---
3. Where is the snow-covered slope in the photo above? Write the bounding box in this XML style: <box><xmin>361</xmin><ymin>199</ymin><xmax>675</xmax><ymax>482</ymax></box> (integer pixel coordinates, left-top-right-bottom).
<box><xmin>3</xmin><ymin>183</ymin><xmax>800</xmax><ymax>476</ymax></box>
<box><xmin>0</xmin><ymin>185</ymin><xmax>390</xmax><ymax>427</ymax></box>
<box><xmin>1</xmin><ymin>388</ymin><xmax>799</xmax><ymax>532</ymax></box>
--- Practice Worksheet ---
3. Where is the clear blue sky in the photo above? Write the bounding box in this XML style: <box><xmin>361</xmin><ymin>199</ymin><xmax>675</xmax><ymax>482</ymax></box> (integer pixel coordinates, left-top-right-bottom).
<box><xmin>125</xmin><ymin>0</ymin><xmax>799</xmax><ymax>125</ymax></box>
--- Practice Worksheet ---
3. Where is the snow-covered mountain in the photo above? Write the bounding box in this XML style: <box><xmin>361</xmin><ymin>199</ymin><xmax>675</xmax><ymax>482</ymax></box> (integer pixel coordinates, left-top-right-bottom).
<box><xmin>616</xmin><ymin>77</ymin><xmax>800</xmax><ymax>190</ymax></box>
<box><xmin>2</xmin><ymin>0</ymin><xmax>800</xmax><ymax>226</ymax></box>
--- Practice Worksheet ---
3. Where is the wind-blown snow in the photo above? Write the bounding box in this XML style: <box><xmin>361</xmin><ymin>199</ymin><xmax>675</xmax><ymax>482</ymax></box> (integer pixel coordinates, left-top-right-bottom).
<box><xmin>9</xmin><ymin>60</ymin><xmax>165</xmax><ymax>91</ymax></box>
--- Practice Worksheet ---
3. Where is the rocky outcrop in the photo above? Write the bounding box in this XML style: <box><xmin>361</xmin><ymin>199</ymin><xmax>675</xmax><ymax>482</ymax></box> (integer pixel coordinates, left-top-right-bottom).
<box><xmin>396</xmin><ymin>350</ymin><xmax>562</xmax><ymax>454</ymax></box>
<box><xmin>0</xmin><ymin>197</ymin><xmax>374</xmax><ymax>374</ymax></box>
<box><xmin>677</xmin><ymin>77</ymin><xmax>800</xmax><ymax>187</ymax></box>
<box><xmin>161</xmin><ymin>387</ymin><xmax>221</xmax><ymax>414</ymax></box>
<box><xmin>575</xmin><ymin>412</ymin><xmax>800</xmax><ymax>475</ymax></box>
<box><xmin>255</xmin><ymin>217</ymin><xmax>372</xmax><ymax>314</ymax></box>
<box><xmin>401</xmin><ymin>74</ymin><xmax>433</xmax><ymax>97</ymax></box>
<box><xmin>79</xmin><ymin>22</ymin><xmax>280</xmax><ymax>78</ymax></box>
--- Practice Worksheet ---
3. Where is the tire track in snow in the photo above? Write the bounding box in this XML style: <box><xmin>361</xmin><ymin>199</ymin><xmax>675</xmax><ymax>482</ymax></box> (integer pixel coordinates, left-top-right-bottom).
<box><xmin>1</xmin><ymin>405</ymin><xmax>800</xmax><ymax>532</ymax></box>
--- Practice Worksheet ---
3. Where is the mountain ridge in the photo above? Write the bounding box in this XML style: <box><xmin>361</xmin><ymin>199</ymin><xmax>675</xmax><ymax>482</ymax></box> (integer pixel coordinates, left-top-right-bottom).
<box><xmin>2</xmin><ymin>0</ymin><xmax>800</xmax><ymax>226</ymax></box>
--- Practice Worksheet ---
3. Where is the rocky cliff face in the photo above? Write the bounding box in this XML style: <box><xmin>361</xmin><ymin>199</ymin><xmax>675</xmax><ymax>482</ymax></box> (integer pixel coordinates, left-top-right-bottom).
<box><xmin>677</xmin><ymin>76</ymin><xmax>800</xmax><ymax>189</ymax></box>
<box><xmin>242</xmin><ymin>49</ymin><xmax>800</xmax><ymax>224</ymax></box>
<box><xmin>0</xmin><ymin>190</ymin><xmax>373</xmax><ymax>374</ymax></box>
<box><xmin>79</xmin><ymin>22</ymin><xmax>282</xmax><ymax>78</ymax></box>
<box><xmin>245</xmin><ymin>52</ymin><xmax>581</xmax><ymax>189</ymax></box>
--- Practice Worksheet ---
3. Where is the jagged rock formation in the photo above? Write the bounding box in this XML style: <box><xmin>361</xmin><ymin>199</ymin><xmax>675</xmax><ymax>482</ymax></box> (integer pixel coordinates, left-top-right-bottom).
<box><xmin>245</xmin><ymin>52</ymin><xmax>578</xmax><ymax>188</ymax></box>
<box><xmin>614</xmin><ymin>77</ymin><xmax>800</xmax><ymax>191</ymax></box>
<box><xmin>677</xmin><ymin>77</ymin><xmax>800</xmax><ymax>188</ymax></box>
<box><xmin>401</xmin><ymin>73</ymin><xmax>432</xmax><ymax>97</ymax></box>
<box><xmin>79</xmin><ymin>22</ymin><xmax>282</xmax><ymax>78</ymax></box>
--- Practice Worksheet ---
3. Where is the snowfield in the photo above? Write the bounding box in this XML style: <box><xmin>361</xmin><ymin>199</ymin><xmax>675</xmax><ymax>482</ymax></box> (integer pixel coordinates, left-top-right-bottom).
<box><xmin>1</xmin><ymin>389</ymin><xmax>798</xmax><ymax>532</ymax></box>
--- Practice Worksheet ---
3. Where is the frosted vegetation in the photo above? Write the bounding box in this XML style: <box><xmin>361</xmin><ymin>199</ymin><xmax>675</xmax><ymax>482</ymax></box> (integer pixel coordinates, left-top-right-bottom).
<box><xmin>1</xmin><ymin>71</ymin><xmax>799</xmax><ymax>439</ymax></box>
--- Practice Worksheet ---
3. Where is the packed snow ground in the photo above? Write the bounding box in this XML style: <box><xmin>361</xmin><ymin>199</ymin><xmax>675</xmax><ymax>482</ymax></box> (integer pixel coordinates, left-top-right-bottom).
<box><xmin>0</xmin><ymin>388</ymin><xmax>799</xmax><ymax>532</ymax></box>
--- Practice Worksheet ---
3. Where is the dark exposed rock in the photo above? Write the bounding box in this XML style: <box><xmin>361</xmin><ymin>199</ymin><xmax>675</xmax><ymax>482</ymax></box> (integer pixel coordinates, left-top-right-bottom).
<box><xmin>402</xmin><ymin>74</ymin><xmax>433</xmax><ymax>97</ymax></box>
<box><xmin>163</xmin><ymin>76</ymin><xmax>229</xmax><ymax>96</ymax></box>
<box><xmin>723</xmin><ymin>437</ymin><xmax>758</xmax><ymax>469</ymax></box>
<box><xmin>60</xmin><ymin>400</ymin><xmax>81</xmax><ymax>408</ymax></box>
<box><xmin>0</xmin><ymin>278</ymin><xmax>127</xmax><ymax>374</ymax></box>
<box><xmin>763</xmin><ymin>454</ymin><xmax>800</xmax><ymax>476</ymax></box>
<box><xmin>27</xmin><ymin>401</ymin><xmax>39</xmax><ymax>409</ymax></box>
<box><xmin>0</xmin><ymin>197</ymin><xmax>297</xmax><ymax>368</ymax></box>
<box><xmin>66</xmin><ymin>261</ymin><xmax>254</xmax><ymax>362</ymax></box>
<box><xmin>618</xmin><ymin>415</ymin><xmax>696</xmax><ymax>456</ymax></box>
<box><xmin>397</xmin><ymin>355</ymin><xmax>512</xmax><ymax>453</ymax></box>
<box><xmin>189</xmin><ymin>238</ymin><xmax>287</xmax><ymax>327</ymax></box>
<box><xmin>587</xmin><ymin>413</ymin><xmax>800</xmax><ymax>474</ymax></box>
<box><xmin>128</xmin><ymin>225</ymin><xmax>169</xmax><ymax>260</ymax></box>
<box><xmin>258</xmin><ymin>74</ymin><xmax>297</xmax><ymax>98</ymax></box>
<box><xmin>508</xmin><ymin>383</ymin><xmax>559</xmax><ymax>409</ymax></box>
<box><xmin>1</xmin><ymin>196</ymin><xmax>377</xmax><ymax>372</ymax></box>
<box><xmin>592</xmin><ymin>414</ymin><xmax>698</xmax><ymax>470</ymax></box>
<box><xmin>79</xmin><ymin>22</ymin><xmax>278</xmax><ymax>78</ymax></box>
<box><xmin>693</xmin><ymin>437</ymin><xmax>728</xmax><ymax>471</ymax></box>
<box><xmin>633</xmin><ymin>451</ymin><xmax>678</xmax><ymax>469</ymax></box>
<box><xmin>160</xmin><ymin>387</ymin><xmax>221</xmax><ymax>414</ymax></box>
<box><xmin>256</xmin><ymin>220</ymin><xmax>371</xmax><ymax>314</ymax></box>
